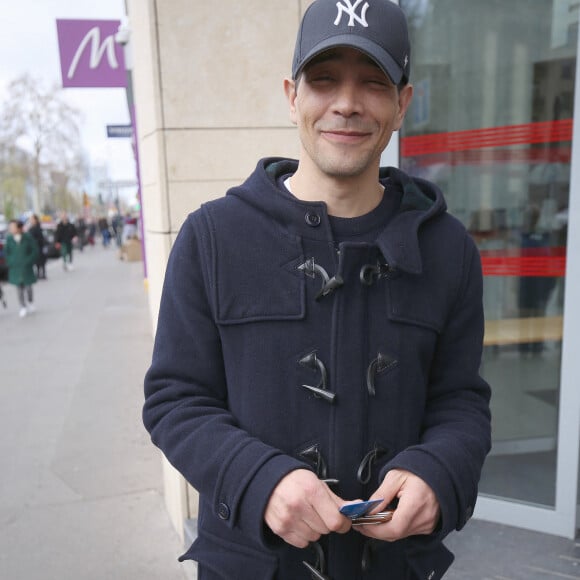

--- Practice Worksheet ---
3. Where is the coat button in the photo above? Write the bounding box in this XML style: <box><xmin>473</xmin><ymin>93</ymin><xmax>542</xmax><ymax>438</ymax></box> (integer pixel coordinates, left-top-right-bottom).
<box><xmin>217</xmin><ymin>502</ymin><xmax>230</xmax><ymax>520</ymax></box>
<box><xmin>305</xmin><ymin>212</ymin><xmax>321</xmax><ymax>227</ymax></box>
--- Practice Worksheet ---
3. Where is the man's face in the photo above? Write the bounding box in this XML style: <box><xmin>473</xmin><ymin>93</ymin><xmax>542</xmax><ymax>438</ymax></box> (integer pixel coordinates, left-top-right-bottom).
<box><xmin>285</xmin><ymin>47</ymin><xmax>412</xmax><ymax>180</ymax></box>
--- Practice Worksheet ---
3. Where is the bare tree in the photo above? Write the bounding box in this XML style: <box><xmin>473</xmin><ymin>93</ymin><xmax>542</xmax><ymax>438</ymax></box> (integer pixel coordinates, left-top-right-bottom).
<box><xmin>0</xmin><ymin>74</ymin><xmax>83</xmax><ymax>214</ymax></box>
<box><xmin>0</xmin><ymin>141</ymin><xmax>31</xmax><ymax>217</ymax></box>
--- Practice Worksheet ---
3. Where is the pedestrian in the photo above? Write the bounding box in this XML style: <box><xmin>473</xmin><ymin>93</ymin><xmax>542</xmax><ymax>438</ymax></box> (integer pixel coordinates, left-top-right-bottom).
<box><xmin>27</xmin><ymin>214</ymin><xmax>48</xmax><ymax>279</ymax></box>
<box><xmin>98</xmin><ymin>216</ymin><xmax>111</xmax><ymax>248</ymax></box>
<box><xmin>5</xmin><ymin>219</ymin><xmax>38</xmax><ymax>317</ymax></box>
<box><xmin>111</xmin><ymin>213</ymin><xmax>123</xmax><ymax>248</ymax></box>
<box><xmin>86</xmin><ymin>218</ymin><xmax>97</xmax><ymax>247</ymax></box>
<box><xmin>55</xmin><ymin>212</ymin><xmax>78</xmax><ymax>271</ymax></box>
<box><xmin>75</xmin><ymin>215</ymin><xmax>87</xmax><ymax>252</ymax></box>
<box><xmin>121</xmin><ymin>212</ymin><xmax>138</xmax><ymax>245</ymax></box>
<box><xmin>143</xmin><ymin>2</ymin><xmax>492</xmax><ymax>579</ymax></box>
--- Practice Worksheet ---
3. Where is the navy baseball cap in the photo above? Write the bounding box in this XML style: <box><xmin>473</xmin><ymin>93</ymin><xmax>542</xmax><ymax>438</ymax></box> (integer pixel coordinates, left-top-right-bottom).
<box><xmin>292</xmin><ymin>0</ymin><xmax>411</xmax><ymax>85</ymax></box>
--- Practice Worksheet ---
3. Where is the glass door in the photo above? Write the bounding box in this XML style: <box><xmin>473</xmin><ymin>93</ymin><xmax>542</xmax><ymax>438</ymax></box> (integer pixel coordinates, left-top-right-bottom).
<box><xmin>399</xmin><ymin>0</ymin><xmax>580</xmax><ymax>537</ymax></box>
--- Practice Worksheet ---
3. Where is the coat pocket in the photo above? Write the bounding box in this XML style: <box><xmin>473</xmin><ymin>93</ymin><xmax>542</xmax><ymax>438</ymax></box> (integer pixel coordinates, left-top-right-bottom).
<box><xmin>180</xmin><ymin>529</ymin><xmax>278</xmax><ymax>580</ymax></box>
<box><xmin>386</xmin><ymin>274</ymin><xmax>448</xmax><ymax>334</ymax></box>
<box><xmin>204</xmin><ymin>202</ymin><xmax>306</xmax><ymax>325</ymax></box>
<box><xmin>215</xmin><ymin>254</ymin><xmax>306</xmax><ymax>325</ymax></box>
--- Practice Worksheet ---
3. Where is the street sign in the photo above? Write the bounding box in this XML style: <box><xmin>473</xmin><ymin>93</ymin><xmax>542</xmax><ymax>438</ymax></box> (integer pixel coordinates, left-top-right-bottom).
<box><xmin>56</xmin><ymin>19</ymin><xmax>126</xmax><ymax>88</ymax></box>
<box><xmin>98</xmin><ymin>180</ymin><xmax>138</xmax><ymax>189</ymax></box>
<box><xmin>107</xmin><ymin>124</ymin><xmax>133</xmax><ymax>138</ymax></box>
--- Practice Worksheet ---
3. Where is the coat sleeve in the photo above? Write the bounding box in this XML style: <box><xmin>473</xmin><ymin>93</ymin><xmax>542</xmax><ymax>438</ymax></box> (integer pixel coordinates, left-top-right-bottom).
<box><xmin>143</xmin><ymin>213</ymin><xmax>307</xmax><ymax>547</ymax></box>
<box><xmin>382</xmin><ymin>233</ymin><xmax>491</xmax><ymax>539</ymax></box>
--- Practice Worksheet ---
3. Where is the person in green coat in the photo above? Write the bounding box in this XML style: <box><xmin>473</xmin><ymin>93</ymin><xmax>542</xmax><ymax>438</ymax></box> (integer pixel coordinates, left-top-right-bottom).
<box><xmin>5</xmin><ymin>220</ymin><xmax>38</xmax><ymax>318</ymax></box>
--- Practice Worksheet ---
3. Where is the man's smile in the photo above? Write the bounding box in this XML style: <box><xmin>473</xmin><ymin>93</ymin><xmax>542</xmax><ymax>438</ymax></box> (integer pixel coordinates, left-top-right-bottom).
<box><xmin>320</xmin><ymin>129</ymin><xmax>372</xmax><ymax>143</ymax></box>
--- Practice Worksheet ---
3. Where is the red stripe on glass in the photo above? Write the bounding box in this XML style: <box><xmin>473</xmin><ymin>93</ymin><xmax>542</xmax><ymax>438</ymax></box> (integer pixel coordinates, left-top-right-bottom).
<box><xmin>402</xmin><ymin>120</ymin><xmax>573</xmax><ymax>156</ymax></box>
<box><xmin>409</xmin><ymin>146</ymin><xmax>572</xmax><ymax>167</ymax></box>
<box><xmin>481</xmin><ymin>256</ymin><xmax>566</xmax><ymax>277</ymax></box>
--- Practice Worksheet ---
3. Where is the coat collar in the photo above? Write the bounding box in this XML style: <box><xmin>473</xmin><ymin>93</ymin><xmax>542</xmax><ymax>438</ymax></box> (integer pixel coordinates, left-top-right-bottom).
<box><xmin>228</xmin><ymin>158</ymin><xmax>447</xmax><ymax>275</ymax></box>
<box><xmin>375</xmin><ymin>166</ymin><xmax>446</xmax><ymax>275</ymax></box>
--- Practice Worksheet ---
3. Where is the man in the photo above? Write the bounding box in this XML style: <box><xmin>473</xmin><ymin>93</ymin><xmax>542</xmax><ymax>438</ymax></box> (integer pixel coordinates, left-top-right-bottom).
<box><xmin>143</xmin><ymin>1</ymin><xmax>491</xmax><ymax>579</ymax></box>
<box><xmin>55</xmin><ymin>212</ymin><xmax>78</xmax><ymax>271</ymax></box>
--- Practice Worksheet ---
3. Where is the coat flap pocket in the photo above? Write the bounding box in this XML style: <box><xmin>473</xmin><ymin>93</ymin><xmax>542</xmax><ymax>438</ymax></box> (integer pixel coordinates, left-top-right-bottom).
<box><xmin>204</xmin><ymin>203</ymin><xmax>305</xmax><ymax>325</ymax></box>
<box><xmin>180</xmin><ymin>529</ymin><xmax>277</xmax><ymax>580</ymax></box>
<box><xmin>387</xmin><ymin>275</ymin><xmax>449</xmax><ymax>333</ymax></box>
<box><xmin>216</xmin><ymin>253</ymin><xmax>305</xmax><ymax>325</ymax></box>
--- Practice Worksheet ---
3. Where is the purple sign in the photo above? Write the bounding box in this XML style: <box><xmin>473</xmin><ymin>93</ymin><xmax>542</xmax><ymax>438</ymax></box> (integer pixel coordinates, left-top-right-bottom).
<box><xmin>56</xmin><ymin>19</ymin><xmax>126</xmax><ymax>88</ymax></box>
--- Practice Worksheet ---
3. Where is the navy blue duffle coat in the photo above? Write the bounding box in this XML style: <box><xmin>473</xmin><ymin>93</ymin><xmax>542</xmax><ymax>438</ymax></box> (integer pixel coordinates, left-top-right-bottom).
<box><xmin>143</xmin><ymin>158</ymin><xmax>492</xmax><ymax>580</ymax></box>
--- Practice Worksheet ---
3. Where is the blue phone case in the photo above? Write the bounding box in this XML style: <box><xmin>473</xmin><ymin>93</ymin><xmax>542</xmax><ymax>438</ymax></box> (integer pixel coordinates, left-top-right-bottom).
<box><xmin>339</xmin><ymin>499</ymin><xmax>383</xmax><ymax>519</ymax></box>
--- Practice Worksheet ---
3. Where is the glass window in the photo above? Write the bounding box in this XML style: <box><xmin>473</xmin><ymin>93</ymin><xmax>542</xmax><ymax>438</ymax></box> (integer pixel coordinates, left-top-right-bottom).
<box><xmin>400</xmin><ymin>0</ymin><xmax>577</xmax><ymax>508</ymax></box>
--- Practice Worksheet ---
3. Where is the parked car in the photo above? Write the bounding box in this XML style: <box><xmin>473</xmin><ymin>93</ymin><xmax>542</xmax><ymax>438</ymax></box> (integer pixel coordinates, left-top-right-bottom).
<box><xmin>41</xmin><ymin>221</ymin><xmax>61</xmax><ymax>259</ymax></box>
<box><xmin>0</xmin><ymin>231</ymin><xmax>7</xmax><ymax>307</ymax></box>
<box><xmin>0</xmin><ymin>228</ymin><xmax>6</xmax><ymax>266</ymax></box>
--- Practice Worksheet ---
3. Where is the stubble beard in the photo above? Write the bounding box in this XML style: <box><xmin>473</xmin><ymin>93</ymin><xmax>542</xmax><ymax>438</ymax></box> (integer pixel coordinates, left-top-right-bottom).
<box><xmin>309</xmin><ymin>148</ymin><xmax>378</xmax><ymax>179</ymax></box>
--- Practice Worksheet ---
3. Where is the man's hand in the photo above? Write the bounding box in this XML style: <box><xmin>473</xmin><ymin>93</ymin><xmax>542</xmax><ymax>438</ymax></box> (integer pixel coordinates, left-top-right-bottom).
<box><xmin>264</xmin><ymin>469</ymin><xmax>351</xmax><ymax>548</ymax></box>
<box><xmin>355</xmin><ymin>469</ymin><xmax>440</xmax><ymax>541</ymax></box>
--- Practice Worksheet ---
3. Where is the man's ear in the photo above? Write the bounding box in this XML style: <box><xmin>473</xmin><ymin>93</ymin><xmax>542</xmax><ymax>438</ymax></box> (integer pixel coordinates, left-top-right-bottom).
<box><xmin>284</xmin><ymin>78</ymin><xmax>298</xmax><ymax>125</ymax></box>
<box><xmin>394</xmin><ymin>83</ymin><xmax>413</xmax><ymax>131</ymax></box>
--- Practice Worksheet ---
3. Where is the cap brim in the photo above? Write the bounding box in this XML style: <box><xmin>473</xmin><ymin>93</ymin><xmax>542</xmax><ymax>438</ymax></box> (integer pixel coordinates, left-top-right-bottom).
<box><xmin>293</xmin><ymin>34</ymin><xmax>404</xmax><ymax>85</ymax></box>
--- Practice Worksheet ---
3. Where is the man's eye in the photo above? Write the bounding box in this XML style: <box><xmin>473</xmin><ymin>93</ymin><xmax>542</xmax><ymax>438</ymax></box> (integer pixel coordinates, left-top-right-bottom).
<box><xmin>367</xmin><ymin>79</ymin><xmax>390</xmax><ymax>88</ymax></box>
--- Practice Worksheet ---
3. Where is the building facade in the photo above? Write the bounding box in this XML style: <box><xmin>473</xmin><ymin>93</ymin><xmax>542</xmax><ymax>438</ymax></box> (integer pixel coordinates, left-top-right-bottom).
<box><xmin>128</xmin><ymin>0</ymin><xmax>580</xmax><ymax>539</ymax></box>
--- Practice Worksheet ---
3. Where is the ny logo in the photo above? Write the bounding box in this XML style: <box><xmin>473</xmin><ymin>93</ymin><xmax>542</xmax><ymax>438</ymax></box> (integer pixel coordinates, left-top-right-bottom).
<box><xmin>334</xmin><ymin>0</ymin><xmax>370</xmax><ymax>27</ymax></box>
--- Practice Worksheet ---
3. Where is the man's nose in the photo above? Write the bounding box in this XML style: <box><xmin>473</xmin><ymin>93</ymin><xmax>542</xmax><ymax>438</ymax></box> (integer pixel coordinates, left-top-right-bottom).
<box><xmin>332</xmin><ymin>80</ymin><xmax>362</xmax><ymax>116</ymax></box>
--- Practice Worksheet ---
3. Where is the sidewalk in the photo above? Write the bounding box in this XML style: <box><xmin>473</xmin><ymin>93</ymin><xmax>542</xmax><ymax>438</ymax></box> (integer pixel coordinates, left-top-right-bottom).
<box><xmin>0</xmin><ymin>247</ymin><xmax>193</xmax><ymax>580</ymax></box>
<box><xmin>0</xmin><ymin>245</ymin><xmax>577</xmax><ymax>580</ymax></box>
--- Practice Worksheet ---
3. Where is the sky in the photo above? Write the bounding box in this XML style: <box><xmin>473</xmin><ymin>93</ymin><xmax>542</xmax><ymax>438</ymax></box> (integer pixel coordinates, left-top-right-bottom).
<box><xmin>0</xmin><ymin>0</ymin><xmax>135</xmax><ymax>194</ymax></box>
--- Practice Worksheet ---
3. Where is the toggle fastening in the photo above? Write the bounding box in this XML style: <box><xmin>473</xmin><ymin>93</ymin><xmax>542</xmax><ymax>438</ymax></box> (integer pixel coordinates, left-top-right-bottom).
<box><xmin>366</xmin><ymin>352</ymin><xmax>398</xmax><ymax>396</ymax></box>
<box><xmin>360</xmin><ymin>260</ymin><xmax>394</xmax><ymax>286</ymax></box>
<box><xmin>357</xmin><ymin>445</ymin><xmax>388</xmax><ymax>485</ymax></box>
<box><xmin>299</xmin><ymin>444</ymin><xmax>328</xmax><ymax>479</ymax></box>
<box><xmin>302</xmin><ymin>542</ymin><xmax>331</xmax><ymax>580</ymax></box>
<box><xmin>298</xmin><ymin>258</ymin><xmax>344</xmax><ymax>301</ymax></box>
<box><xmin>298</xmin><ymin>352</ymin><xmax>336</xmax><ymax>403</ymax></box>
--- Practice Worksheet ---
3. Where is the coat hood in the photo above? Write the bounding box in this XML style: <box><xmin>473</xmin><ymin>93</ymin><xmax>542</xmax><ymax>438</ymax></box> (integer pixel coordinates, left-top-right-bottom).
<box><xmin>227</xmin><ymin>157</ymin><xmax>449</xmax><ymax>275</ymax></box>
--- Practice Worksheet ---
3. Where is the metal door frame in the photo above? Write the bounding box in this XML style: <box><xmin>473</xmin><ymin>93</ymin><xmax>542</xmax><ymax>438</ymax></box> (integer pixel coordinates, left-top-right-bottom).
<box><xmin>472</xmin><ymin>2</ymin><xmax>580</xmax><ymax>540</ymax></box>
<box><xmin>390</xmin><ymin>0</ymin><xmax>580</xmax><ymax>539</ymax></box>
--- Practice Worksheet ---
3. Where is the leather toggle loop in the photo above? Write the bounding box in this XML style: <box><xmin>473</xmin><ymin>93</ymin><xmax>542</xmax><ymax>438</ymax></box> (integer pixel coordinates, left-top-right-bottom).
<box><xmin>361</xmin><ymin>539</ymin><xmax>373</xmax><ymax>573</ymax></box>
<box><xmin>298</xmin><ymin>444</ymin><xmax>328</xmax><ymax>480</ymax></box>
<box><xmin>298</xmin><ymin>352</ymin><xmax>336</xmax><ymax>404</ymax></box>
<box><xmin>366</xmin><ymin>352</ymin><xmax>398</xmax><ymax>396</ymax></box>
<box><xmin>357</xmin><ymin>445</ymin><xmax>388</xmax><ymax>485</ymax></box>
<box><xmin>298</xmin><ymin>444</ymin><xmax>340</xmax><ymax>487</ymax></box>
<box><xmin>298</xmin><ymin>258</ymin><xmax>344</xmax><ymax>301</ymax></box>
<box><xmin>302</xmin><ymin>561</ymin><xmax>331</xmax><ymax>580</ymax></box>
<box><xmin>360</xmin><ymin>260</ymin><xmax>394</xmax><ymax>286</ymax></box>
<box><xmin>316</xmin><ymin>275</ymin><xmax>344</xmax><ymax>301</ymax></box>
<box><xmin>302</xmin><ymin>542</ymin><xmax>331</xmax><ymax>580</ymax></box>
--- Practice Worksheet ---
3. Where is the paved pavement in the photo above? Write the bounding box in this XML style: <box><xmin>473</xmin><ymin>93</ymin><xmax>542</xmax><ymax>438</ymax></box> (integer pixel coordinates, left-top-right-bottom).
<box><xmin>0</xmin><ymin>245</ymin><xmax>578</xmax><ymax>580</ymax></box>
<box><xmin>445</xmin><ymin>520</ymin><xmax>579</xmax><ymax>579</ymax></box>
<box><xmin>0</xmin><ymin>246</ymin><xmax>192</xmax><ymax>580</ymax></box>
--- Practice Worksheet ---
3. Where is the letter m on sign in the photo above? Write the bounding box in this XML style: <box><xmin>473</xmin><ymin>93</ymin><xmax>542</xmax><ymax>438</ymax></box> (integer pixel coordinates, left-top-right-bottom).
<box><xmin>56</xmin><ymin>19</ymin><xmax>126</xmax><ymax>88</ymax></box>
